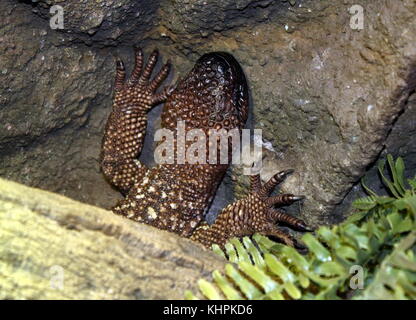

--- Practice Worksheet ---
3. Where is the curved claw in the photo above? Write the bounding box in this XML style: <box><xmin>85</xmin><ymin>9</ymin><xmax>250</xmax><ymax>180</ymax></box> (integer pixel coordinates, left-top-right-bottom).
<box><xmin>116</xmin><ymin>58</ymin><xmax>125</xmax><ymax>69</ymax></box>
<box><xmin>258</xmin><ymin>169</ymin><xmax>295</xmax><ymax>198</ymax></box>
<box><xmin>114</xmin><ymin>58</ymin><xmax>126</xmax><ymax>91</ymax></box>
<box><xmin>128</xmin><ymin>46</ymin><xmax>144</xmax><ymax>85</ymax></box>
<box><xmin>265</xmin><ymin>194</ymin><xmax>305</xmax><ymax>206</ymax></box>
<box><xmin>298</xmin><ymin>222</ymin><xmax>315</xmax><ymax>232</ymax></box>
<box><xmin>291</xmin><ymin>195</ymin><xmax>305</xmax><ymax>201</ymax></box>
<box><xmin>269</xmin><ymin>208</ymin><xmax>311</xmax><ymax>232</ymax></box>
<box><xmin>289</xmin><ymin>218</ymin><xmax>313</xmax><ymax>232</ymax></box>
<box><xmin>294</xmin><ymin>240</ymin><xmax>308</xmax><ymax>253</ymax></box>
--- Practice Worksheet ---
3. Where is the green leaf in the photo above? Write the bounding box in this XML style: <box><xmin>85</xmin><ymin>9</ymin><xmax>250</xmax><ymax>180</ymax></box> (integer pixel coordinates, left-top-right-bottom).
<box><xmin>229</xmin><ymin>238</ymin><xmax>251</xmax><ymax>263</ymax></box>
<box><xmin>345</xmin><ymin>210</ymin><xmax>369</xmax><ymax>224</ymax></box>
<box><xmin>366</xmin><ymin>218</ymin><xmax>384</xmax><ymax>241</ymax></box>
<box><xmin>198</xmin><ymin>279</ymin><xmax>222</xmax><ymax>300</ymax></box>
<box><xmin>225</xmin><ymin>264</ymin><xmax>262</xmax><ymax>300</ymax></box>
<box><xmin>403</xmin><ymin>195</ymin><xmax>416</xmax><ymax>215</ymax></box>
<box><xmin>378</xmin><ymin>159</ymin><xmax>401</xmax><ymax>198</ymax></box>
<box><xmin>356</xmin><ymin>231</ymin><xmax>416</xmax><ymax>299</ymax></box>
<box><xmin>243</xmin><ymin>237</ymin><xmax>265</xmax><ymax>269</ymax></box>
<box><xmin>317</xmin><ymin>226</ymin><xmax>339</xmax><ymax>246</ymax></box>
<box><xmin>213</xmin><ymin>270</ymin><xmax>244</xmax><ymax>300</ymax></box>
<box><xmin>212</xmin><ymin>244</ymin><xmax>226</xmax><ymax>259</ymax></box>
<box><xmin>184</xmin><ymin>290</ymin><xmax>200</xmax><ymax>300</ymax></box>
<box><xmin>375</xmin><ymin>196</ymin><xmax>397</xmax><ymax>206</ymax></box>
<box><xmin>353</xmin><ymin>196</ymin><xmax>377</xmax><ymax>211</ymax></box>
<box><xmin>302</xmin><ymin>233</ymin><xmax>332</xmax><ymax>262</ymax></box>
<box><xmin>342</xmin><ymin>223</ymin><xmax>368</xmax><ymax>249</ymax></box>
<box><xmin>224</xmin><ymin>242</ymin><xmax>238</xmax><ymax>263</ymax></box>
<box><xmin>283</xmin><ymin>281</ymin><xmax>302</xmax><ymax>299</ymax></box>
<box><xmin>361</xmin><ymin>176</ymin><xmax>378</xmax><ymax>197</ymax></box>
<box><xmin>280</xmin><ymin>245</ymin><xmax>310</xmax><ymax>272</ymax></box>
<box><xmin>252</xmin><ymin>234</ymin><xmax>278</xmax><ymax>251</ymax></box>
<box><xmin>408</xmin><ymin>177</ymin><xmax>416</xmax><ymax>192</ymax></box>
<box><xmin>395</xmin><ymin>157</ymin><xmax>407</xmax><ymax>193</ymax></box>
<box><xmin>314</xmin><ymin>261</ymin><xmax>346</xmax><ymax>277</ymax></box>
<box><xmin>264</xmin><ymin>253</ymin><xmax>296</xmax><ymax>282</ymax></box>
<box><xmin>188</xmin><ymin>154</ymin><xmax>416</xmax><ymax>301</ymax></box>
<box><xmin>387</xmin><ymin>154</ymin><xmax>406</xmax><ymax>196</ymax></box>
<box><xmin>394</xmin><ymin>196</ymin><xmax>416</xmax><ymax>217</ymax></box>
<box><xmin>335</xmin><ymin>245</ymin><xmax>358</xmax><ymax>262</ymax></box>
<box><xmin>239</xmin><ymin>261</ymin><xmax>278</xmax><ymax>293</ymax></box>
<box><xmin>387</xmin><ymin>211</ymin><xmax>413</xmax><ymax>234</ymax></box>
<box><xmin>266</xmin><ymin>289</ymin><xmax>285</xmax><ymax>300</ymax></box>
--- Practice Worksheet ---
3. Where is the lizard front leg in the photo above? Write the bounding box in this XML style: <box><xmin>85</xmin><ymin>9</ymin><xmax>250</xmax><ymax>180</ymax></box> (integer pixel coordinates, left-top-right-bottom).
<box><xmin>191</xmin><ymin>170</ymin><xmax>311</xmax><ymax>248</ymax></box>
<box><xmin>101</xmin><ymin>48</ymin><xmax>173</xmax><ymax>194</ymax></box>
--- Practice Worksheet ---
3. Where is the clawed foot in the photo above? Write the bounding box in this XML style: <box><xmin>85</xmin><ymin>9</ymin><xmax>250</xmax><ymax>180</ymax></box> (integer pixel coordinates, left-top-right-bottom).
<box><xmin>192</xmin><ymin>168</ymin><xmax>313</xmax><ymax>249</ymax></box>
<box><xmin>233</xmin><ymin>168</ymin><xmax>313</xmax><ymax>247</ymax></box>
<box><xmin>248</xmin><ymin>169</ymin><xmax>313</xmax><ymax>246</ymax></box>
<box><xmin>113</xmin><ymin>47</ymin><xmax>175</xmax><ymax>110</ymax></box>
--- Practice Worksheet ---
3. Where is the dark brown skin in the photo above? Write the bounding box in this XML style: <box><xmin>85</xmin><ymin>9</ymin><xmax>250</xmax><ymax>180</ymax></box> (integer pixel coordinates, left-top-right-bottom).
<box><xmin>101</xmin><ymin>48</ymin><xmax>309</xmax><ymax>248</ymax></box>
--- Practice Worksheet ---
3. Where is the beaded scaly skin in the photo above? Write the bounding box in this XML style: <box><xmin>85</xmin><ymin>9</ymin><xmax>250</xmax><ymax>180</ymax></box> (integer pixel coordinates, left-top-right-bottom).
<box><xmin>101</xmin><ymin>48</ymin><xmax>310</xmax><ymax>247</ymax></box>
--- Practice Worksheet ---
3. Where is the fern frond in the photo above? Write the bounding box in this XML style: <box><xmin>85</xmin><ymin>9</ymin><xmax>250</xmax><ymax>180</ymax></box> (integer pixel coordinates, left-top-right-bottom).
<box><xmin>186</xmin><ymin>155</ymin><xmax>416</xmax><ymax>300</ymax></box>
<box><xmin>356</xmin><ymin>231</ymin><xmax>416</xmax><ymax>300</ymax></box>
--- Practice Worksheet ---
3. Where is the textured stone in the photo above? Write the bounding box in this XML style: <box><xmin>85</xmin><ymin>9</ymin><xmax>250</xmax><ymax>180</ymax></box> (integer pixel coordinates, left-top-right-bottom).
<box><xmin>150</xmin><ymin>0</ymin><xmax>416</xmax><ymax>227</ymax></box>
<box><xmin>333</xmin><ymin>92</ymin><xmax>416</xmax><ymax>219</ymax></box>
<box><xmin>0</xmin><ymin>0</ymin><xmax>121</xmax><ymax>208</ymax></box>
<box><xmin>28</xmin><ymin>0</ymin><xmax>158</xmax><ymax>43</ymax></box>
<box><xmin>157</xmin><ymin>0</ymin><xmax>286</xmax><ymax>37</ymax></box>
<box><xmin>0</xmin><ymin>178</ymin><xmax>225</xmax><ymax>299</ymax></box>
<box><xmin>210</xmin><ymin>0</ymin><xmax>416</xmax><ymax>226</ymax></box>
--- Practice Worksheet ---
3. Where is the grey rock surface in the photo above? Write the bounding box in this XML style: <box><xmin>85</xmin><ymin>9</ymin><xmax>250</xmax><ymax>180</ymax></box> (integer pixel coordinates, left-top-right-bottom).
<box><xmin>0</xmin><ymin>0</ymin><xmax>120</xmax><ymax>208</ymax></box>
<box><xmin>333</xmin><ymin>92</ymin><xmax>416</xmax><ymax>220</ymax></box>
<box><xmin>158</xmin><ymin>0</ymin><xmax>288</xmax><ymax>37</ymax></box>
<box><xmin>28</xmin><ymin>0</ymin><xmax>158</xmax><ymax>43</ymax></box>
<box><xmin>224</xmin><ymin>0</ymin><xmax>416</xmax><ymax>226</ymax></box>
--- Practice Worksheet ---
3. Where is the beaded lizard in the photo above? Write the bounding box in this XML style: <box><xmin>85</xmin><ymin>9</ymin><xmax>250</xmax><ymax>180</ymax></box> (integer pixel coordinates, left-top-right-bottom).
<box><xmin>101</xmin><ymin>48</ymin><xmax>310</xmax><ymax>248</ymax></box>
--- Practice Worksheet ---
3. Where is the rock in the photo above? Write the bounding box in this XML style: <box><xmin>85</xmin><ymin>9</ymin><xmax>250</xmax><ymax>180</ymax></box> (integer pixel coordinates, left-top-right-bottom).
<box><xmin>27</xmin><ymin>0</ymin><xmax>158</xmax><ymax>43</ymax></box>
<box><xmin>0</xmin><ymin>0</ymin><xmax>122</xmax><ymax>209</ymax></box>
<box><xmin>210</xmin><ymin>0</ymin><xmax>416</xmax><ymax>226</ymax></box>
<box><xmin>0</xmin><ymin>178</ymin><xmax>225</xmax><ymax>299</ymax></box>
<box><xmin>157</xmin><ymin>0</ymin><xmax>285</xmax><ymax>37</ymax></box>
<box><xmin>333</xmin><ymin>92</ymin><xmax>416</xmax><ymax>220</ymax></box>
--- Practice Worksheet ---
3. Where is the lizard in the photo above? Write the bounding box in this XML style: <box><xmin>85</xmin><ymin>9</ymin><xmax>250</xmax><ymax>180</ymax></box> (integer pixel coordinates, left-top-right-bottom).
<box><xmin>100</xmin><ymin>47</ymin><xmax>310</xmax><ymax>248</ymax></box>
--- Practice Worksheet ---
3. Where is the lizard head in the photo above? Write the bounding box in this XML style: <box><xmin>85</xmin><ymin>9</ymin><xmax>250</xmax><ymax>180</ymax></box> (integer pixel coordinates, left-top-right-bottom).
<box><xmin>161</xmin><ymin>52</ymin><xmax>249</xmax><ymax>131</ymax></box>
